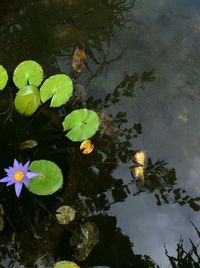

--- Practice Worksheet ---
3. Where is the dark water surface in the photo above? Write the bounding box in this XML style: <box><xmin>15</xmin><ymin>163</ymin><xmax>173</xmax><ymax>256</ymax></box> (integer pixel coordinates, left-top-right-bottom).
<box><xmin>0</xmin><ymin>0</ymin><xmax>200</xmax><ymax>267</ymax></box>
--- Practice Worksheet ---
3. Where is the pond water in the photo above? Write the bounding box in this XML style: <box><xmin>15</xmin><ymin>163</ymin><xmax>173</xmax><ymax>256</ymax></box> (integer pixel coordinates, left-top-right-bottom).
<box><xmin>0</xmin><ymin>0</ymin><xmax>200</xmax><ymax>267</ymax></box>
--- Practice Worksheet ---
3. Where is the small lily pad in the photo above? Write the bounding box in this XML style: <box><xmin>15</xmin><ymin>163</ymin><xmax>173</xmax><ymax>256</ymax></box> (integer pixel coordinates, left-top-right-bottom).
<box><xmin>40</xmin><ymin>74</ymin><xmax>73</xmax><ymax>107</ymax></box>
<box><xmin>13</xmin><ymin>60</ymin><xmax>43</xmax><ymax>89</ymax></box>
<box><xmin>14</xmin><ymin>85</ymin><xmax>41</xmax><ymax>116</ymax></box>
<box><xmin>56</xmin><ymin>206</ymin><xmax>75</xmax><ymax>225</ymax></box>
<box><xmin>70</xmin><ymin>222</ymin><xmax>100</xmax><ymax>261</ymax></box>
<box><xmin>0</xmin><ymin>65</ymin><xmax>8</xmax><ymax>90</ymax></box>
<box><xmin>27</xmin><ymin>160</ymin><xmax>63</xmax><ymax>195</ymax></box>
<box><xmin>54</xmin><ymin>261</ymin><xmax>80</xmax><ymax>268</ymax></box>
<box><xmin>62</xmin><ymin>109</ymin><xmax>100</xmax><ymax>142</ymax></box>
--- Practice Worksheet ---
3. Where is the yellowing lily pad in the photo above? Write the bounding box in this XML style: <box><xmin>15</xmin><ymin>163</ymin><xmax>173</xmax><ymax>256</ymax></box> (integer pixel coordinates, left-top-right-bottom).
<box><xmin>56</xmin><ymin>206</ymin><xmax>75</xmax><ymax>225</ymax></box>
<box><xmin>0</xmin><ymin>65</ymin><xmax>8</xmax><ymax>90</ymax></box>
<box><xmin>80</xmin><ymin>140</ymin><xmax>94</xmax><ymax>154</ymax></box>
<box><xmin>27</xmin><ymin>160</ymin><xmax>63</xmax><ymax>195</ymax></box>
<box><xmin>14</xmin><ymin>85</ymin><xmax>41</xmax><ymax>116</ymax></box>
<box><xmin>40</xmin><ymin>74</ymin><xmax>73</xmax><ymax>107</ymax></box>
<box><xmin>62</xmin><ymin>109</ymin><xmax>100</xmax><ymax>142</ymax></box>
<box><xmin>13</xmin><ymin>60</ymin><xmax>43</xmax><ymax>89</ymax></box>
<box><xmin>54</xmin><ymin>261</ymin><xmax>80</xmax><ymax>268</ymax></box>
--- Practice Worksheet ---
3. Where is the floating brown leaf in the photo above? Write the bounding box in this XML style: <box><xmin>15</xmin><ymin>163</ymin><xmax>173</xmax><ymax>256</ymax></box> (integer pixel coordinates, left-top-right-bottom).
<box><xmin>131</xmin><ymin>166</ymin><xmax>144</xmax><ymax>183</ymax></box>
<box><xmin>80</xmin><ymin>140</ymin><xmax>94</xmax><ymax>154</ymax></box>
<box><xmin>72</xmin><ymin>48</ymin><xmax>86</xmax><ymax>73</ymax></box>
<box><xmin>132</xmin><ymin>150</ymin><xmax>145</xmax><ymax>166</ymax></box>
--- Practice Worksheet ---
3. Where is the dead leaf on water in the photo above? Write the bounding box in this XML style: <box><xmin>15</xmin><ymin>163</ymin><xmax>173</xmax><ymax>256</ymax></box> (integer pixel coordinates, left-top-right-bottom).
<box><xmin>72</xmin><ymin>48</ymin><xmax>86</xmax><ymax>73</ymax></box>
<box><xmin>80</xmin><ymin>140</ymin><xmax>94</xmax><ymax>154</ymax></box>
<box><xmin>19</xmin><ymin>140</ymin><xmax>38</xmax><ymax>150</ymax></box>
<box><xmin>132</xmin><ymin>150</ymin><xmax>145</xmax><ymax>166</ymax></box>
<box><xmin>131</xmin><ymin>166</ymin><xmax>144</xmax><ymax>183</ymax></box>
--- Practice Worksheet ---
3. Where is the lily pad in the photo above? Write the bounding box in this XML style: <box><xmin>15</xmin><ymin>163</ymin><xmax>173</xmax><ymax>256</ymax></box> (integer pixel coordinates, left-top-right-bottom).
<box><xmin>62</xmin><ymin>109</ymin><xmax>100</xmax><ymax>142</ymax></box>
<box><xmin>0</xmin><ymin>65</ymin><xmax>8</xmax><ymax>90</ymax></box>
<box><xmin>13</xmin><ymin>60</ymin><xmax>43</xmax><ymax>89</ymax></box>
<box><xmin>54</xmin><ymin>261</ymin><xmax>80</xmax><ymax>268</ymax></box>
<box><xmin>27</xmin><ymin>160</ymin><xmax>63</xmax><ymax>195</ymax></box>
<box><xmin>14</xmin><ymin>85</ymin><xmax>41</xmax><ymax>116</ymax></box>
<box><xmin>70</xmin><ymin>222</ymin><xmax>100</xmax><ymax>261</ymax></box>
<box><xmin>40</xmin><ymin>74</ymin><xmax>73</xmax><ymax>107</ymax></box>
<box><xmin>56</xmin><ymin>206</ymin><xmax>75</xmax><ymax>225</ymax></box>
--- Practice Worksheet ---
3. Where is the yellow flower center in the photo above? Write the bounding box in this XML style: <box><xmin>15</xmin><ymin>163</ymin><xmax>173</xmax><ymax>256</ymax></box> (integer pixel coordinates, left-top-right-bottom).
<box><xmin>13</xmin><ymin>170</ymin><xmax>25</xmax><ymax>182</ymax></box>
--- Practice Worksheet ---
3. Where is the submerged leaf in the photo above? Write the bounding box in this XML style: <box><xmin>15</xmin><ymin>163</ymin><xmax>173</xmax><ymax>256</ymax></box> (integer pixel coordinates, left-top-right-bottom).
<box><xmin>70</xmin><ymin>222</ymin><xmax>99</xmax><ymax>261</ymax></box>
<box><xmin>14</xmin><ymin>85</ymin><xmax>41</xmax><ymax>116</ymax></box>
<box><xmin>56</xmin><ymin>206</ymin><xmax>75</xmax><ymax>225</ymax></box>
<box><xmin>132</xmin><ymin>151</ymin><xmax>145</xmax><ymax>166</ymax></box>
<box><xmin>27</xmin><ymin>160</ymin><xmax>63</xmax><ymax>195</ymax></box>
<box><xmin>19</xmin><ymin>140</ymin><xmax>38</xmax><ymax>150</ymax></box>
<box><xmin>80</xmin><ymin>140</ymin><xmax>94</xmax><ymax>154</ymax></box>
<box><xmin>40</xmin><ymin>74</ymin><xmax>73</xmax><ymax>107</ymax></box>
<box><xmin>72</xmin><ymin>48</ymin><xmax>86</xmax><ymax>73</ymax></box>
<box><xmin>62</xmin><ymin>109</ymin><xmax>100</xmax><ymax>142</ymax></box>
<box><xmin>0</xmin><ymin>216</ymin><xmax>4</xmax><ymax>231</ymax></box>
<box><xmin>54</xmin><ymin>261</ymin><xmax>80</xmax><ymax>268</ymax></box>
<box><xmin>13</xmin><ymin>60</ymin><xmax>43</xmax><ymax>89</ymax></box>
<box><xmin>0</xmin><ymin>65</ymin><xmax>8</xmax><ymax>90</ymax></box>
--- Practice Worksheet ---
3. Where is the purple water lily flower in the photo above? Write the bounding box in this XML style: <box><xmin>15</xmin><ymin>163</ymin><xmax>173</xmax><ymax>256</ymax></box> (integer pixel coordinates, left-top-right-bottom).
<box><xmin>0</xmin><ymin>159</ymin><xmax>39</xmax><ymax>197</ymax></box>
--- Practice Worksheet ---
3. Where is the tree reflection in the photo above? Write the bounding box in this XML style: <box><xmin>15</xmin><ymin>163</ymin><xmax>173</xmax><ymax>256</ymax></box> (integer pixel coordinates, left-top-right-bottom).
<box><xmin>0</xmin><ymin>0</ymin><xmax>135</xmax><ymax>76</ymax></box>
<box><xmin>165</xmin><ymin>222</ymin><xmax>200</xmax><ymax>267</ymax></box>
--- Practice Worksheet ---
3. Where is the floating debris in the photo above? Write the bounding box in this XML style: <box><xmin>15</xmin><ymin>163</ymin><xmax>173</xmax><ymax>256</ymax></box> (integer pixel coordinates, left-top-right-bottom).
<box><xmin>72</xmin><ymin>48</ymin><xmax>86</xmax><ymax>73</ymax></box>
<box><xmin>19</xmin><ymin>139</ymin><xmax>38</xmax><ymax>150</ymax></box>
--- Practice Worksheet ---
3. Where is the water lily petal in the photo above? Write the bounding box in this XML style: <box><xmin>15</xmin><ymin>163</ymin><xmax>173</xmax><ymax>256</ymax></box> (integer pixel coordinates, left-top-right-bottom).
<box><xmin>15</xmin><ymin>183</ymin><xmax>23</xmax><ymax>197</ymax></box>
<box><xmin>0</xmin><ymin>177</ymin><xmax>9</xmax><ymax>183</ymax></box>
<box><xmin>27</xmin><ymin>172</ymin><xmax>40</xmax><ymax>179</ymax></box>
<box><xmin>23</xmin><ymin>179</ymin><xmax>30</xmax><ymax>187</ymax></box>
<box><xmin>6</xmin><ymin>181</ymin><xmax>15</xmax><ymax>186</ymax></box>
<box><xmin>24</xmin><ymin>161</ymin><xmax>30</xmax><ymax>170</ymax></box>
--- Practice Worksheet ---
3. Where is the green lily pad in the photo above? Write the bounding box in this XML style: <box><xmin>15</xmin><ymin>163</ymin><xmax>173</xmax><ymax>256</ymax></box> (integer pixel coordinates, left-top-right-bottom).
<box><xmin>62</xmin><ymin>109</ymin><xmax>100</xmax><ymax>142</ymax></box>
<box><xmin>56</xmin><ymin>206</ymin><xmax>75</xmax><ymax>225</ymax></box>
<box><xmin>14</xmin><ymin>85</ymin><xmax>41</xmax><ymax>116</ymax></box>
<box><xmin>13</xmin><ymin>60</ymin><xmax>43</xmax><ymax>89</ymax></box>
<box><xmin>0</xmin><ymin>65</ymin><xmax>8</xmax><ymax>90</ymax></box>
<box><xmin>70</xmin><ymin>222</ymin><xmax>100</xmax><ymax>261</ymax></box>
<box><xmin>27</xmin><ymin>160</ymin><xmax>63</xmax><ymax>195</ymax></box>
<box><xmin>54</xmin><ymin>261</ymin><xmax>80</xmax><ymax>268</ymax></box>
<box><xmin>40</xmin><ymin>74</ymin><xmax>73</xmax><ymax>107</ymax></box>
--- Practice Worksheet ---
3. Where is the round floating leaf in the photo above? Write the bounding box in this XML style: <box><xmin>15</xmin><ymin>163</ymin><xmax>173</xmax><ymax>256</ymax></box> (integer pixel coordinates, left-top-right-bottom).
<box><xmin>62</xmin><ymin>109</ymin><xmax>100</xmax><ymax>142</ymax></box>
<box><xmin>13</xmin><ymin>60</ymin><xmax>43</xmax><ymax>89</ymax></box>
<box><xmin>40</xmin><ymin>74</ymin><xmax>73</xmax><ymax>107</ymax></box>
<box><xmin>56</xmin><ymin>206</ymin><xmax>75</xmax><ymax>225</ymax></box>
<box><xmin>54</xmin><ymin>261</ymin><xmax>80</xmax><ymax>268</ymax></box>
<box><xmin>14</xmin><ymin>85</ymin><xmax>41</xmax><ymax>116</ymax></box>
<box><xmin>27</xmin><ymin>160</ymin><xmax>63</xmax><ymax>195</ymax></box>
<box><xmin>0</xmin><ymin>65</ymin><xmax>8</xmax><ymax>90</ymax></box>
